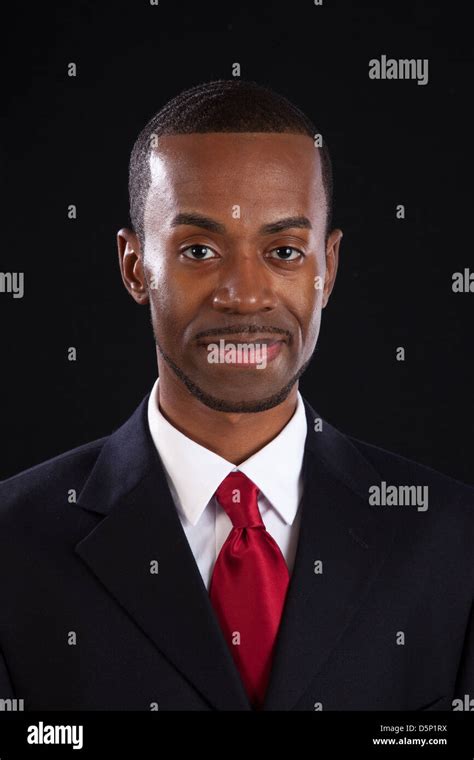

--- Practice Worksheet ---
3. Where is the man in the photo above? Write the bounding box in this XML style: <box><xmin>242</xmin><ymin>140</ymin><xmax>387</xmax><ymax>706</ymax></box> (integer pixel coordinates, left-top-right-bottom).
<box><xmin>0</xmin><ymin>79</ymin><xmax>472</xmax><ymax>712</ymax></box>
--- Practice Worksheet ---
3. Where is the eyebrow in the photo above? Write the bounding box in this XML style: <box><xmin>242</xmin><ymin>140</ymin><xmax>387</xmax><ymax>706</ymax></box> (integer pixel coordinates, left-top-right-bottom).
<box><xmin>170</xmin><ymin>212</ymin><xmax>312</xmax><ymax>235</ymax></box>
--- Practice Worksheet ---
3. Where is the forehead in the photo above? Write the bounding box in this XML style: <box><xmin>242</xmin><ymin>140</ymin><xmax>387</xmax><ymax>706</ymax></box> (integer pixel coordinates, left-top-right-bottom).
<box><xmin>146</xmin><ymin>132</ymin><xmax>325</xmax><ymax>221</ymax></box>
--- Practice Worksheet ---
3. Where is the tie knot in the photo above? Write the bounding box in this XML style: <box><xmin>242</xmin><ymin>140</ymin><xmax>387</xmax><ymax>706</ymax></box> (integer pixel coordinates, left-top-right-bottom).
<box><xmin>214</xmin><ymin>471</ymin><xmax>263</xmax><ymax>529</ymax></box>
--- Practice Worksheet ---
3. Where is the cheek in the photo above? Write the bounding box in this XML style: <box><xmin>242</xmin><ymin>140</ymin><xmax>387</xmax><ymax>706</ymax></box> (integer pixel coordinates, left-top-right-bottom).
<box><xmin>144</xmin><ymin>257</ymin><xmax>177</xmax><ymax>337</ymax></box>
<box><xmin>295</xmin><ymin>272</ymin><xmax>323</xmax><ymax>325</ymax></box>
<box><xmin>312</xmin><ymin>256</ymin><xmax>327</xmax><ymax>304</ymax></box>
<box><xmin>144</xmin><ymin>252</ymin><xmax>177</xmax><ymax>311</ymax></box>
<box><xmin>296</xmin><ymin>277</ymin><xmax>324</xmax><ymax>350</ymax></box>
<box><xmin>144</xmin><ymin>257</ymin><xmax>201</xmax><ymax>341</ymax></box>
<box><xmin>308</xmin><ymin>309</ymin><xmax>322</xmax><ymax>344</ymax></box>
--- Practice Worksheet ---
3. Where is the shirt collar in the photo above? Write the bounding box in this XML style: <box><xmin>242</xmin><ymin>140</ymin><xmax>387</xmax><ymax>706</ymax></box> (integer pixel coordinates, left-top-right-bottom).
<box><xmin>147</xmin><ymin>377</ymin><xmax>307</xmax><ymax>527</ymax></box>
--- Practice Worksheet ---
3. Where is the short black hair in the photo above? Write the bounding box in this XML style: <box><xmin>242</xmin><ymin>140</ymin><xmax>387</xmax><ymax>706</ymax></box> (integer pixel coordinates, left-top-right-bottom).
<box><xmin>128</xmin><ymin>79</ymin><xmax>333</xmax><ymax>247</ymax></box>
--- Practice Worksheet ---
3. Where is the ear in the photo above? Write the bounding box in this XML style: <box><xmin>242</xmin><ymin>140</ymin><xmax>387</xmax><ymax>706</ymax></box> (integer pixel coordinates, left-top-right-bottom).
<box><xmin>322</xmin><ymin>228</ymin><xmax>343</xmax><ymax>308</ymax></box>
<box><xmin>117</xmin><ymin>228</ymin><xmax>149</xmax><ymax>305</ymax></box>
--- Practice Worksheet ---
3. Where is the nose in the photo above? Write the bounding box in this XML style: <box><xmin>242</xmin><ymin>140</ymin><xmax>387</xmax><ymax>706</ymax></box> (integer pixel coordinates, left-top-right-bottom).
<box><xmin>211</xmin><ymin>254</ymin><xmax>278</xmax><ymax>314</ymax></box>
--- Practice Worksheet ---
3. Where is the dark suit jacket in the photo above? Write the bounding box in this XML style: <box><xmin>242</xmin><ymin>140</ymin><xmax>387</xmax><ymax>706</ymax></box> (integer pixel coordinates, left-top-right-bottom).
<box><xmin>0</xmin><ymin>394</ymin><xmax>473</xmax><ymax>711</ymax></box>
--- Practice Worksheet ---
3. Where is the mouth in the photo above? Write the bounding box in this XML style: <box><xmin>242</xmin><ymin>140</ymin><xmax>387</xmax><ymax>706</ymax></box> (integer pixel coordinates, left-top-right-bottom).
<box><xmin>196</xmin><ymin>336</ymin><xmax>286</xmax><ymax>367</ymax></box>
<box><xmin>196</xmin><ymin>335</ymin><xmax>287</xmax><ymax>347</ymax></box>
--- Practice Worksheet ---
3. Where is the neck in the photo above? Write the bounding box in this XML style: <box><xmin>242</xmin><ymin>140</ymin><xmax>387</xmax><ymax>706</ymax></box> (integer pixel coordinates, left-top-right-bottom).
<box><xmin>155</xmin><ymin>364</ymin><xmax>299</xmax><ymax>465</ymax></box>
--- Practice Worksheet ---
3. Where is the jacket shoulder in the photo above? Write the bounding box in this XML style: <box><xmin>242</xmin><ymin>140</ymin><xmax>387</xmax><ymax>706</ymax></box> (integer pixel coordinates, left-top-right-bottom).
<box><xmin>347</xmin><ymin>434</ymin><xmax>474</xmax><ymax>512</ymax></box>
<box><xmin>0</xmin><ymin>436</ymin><xmax>108</xmax><ymax>521</ymax></box>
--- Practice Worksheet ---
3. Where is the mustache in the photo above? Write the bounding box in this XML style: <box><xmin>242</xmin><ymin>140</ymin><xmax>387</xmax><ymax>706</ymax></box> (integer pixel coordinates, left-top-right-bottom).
<box><xmin>194</xmin><ymin>324</ymin><xmax>292</xmax><ymax>341</ymax></box>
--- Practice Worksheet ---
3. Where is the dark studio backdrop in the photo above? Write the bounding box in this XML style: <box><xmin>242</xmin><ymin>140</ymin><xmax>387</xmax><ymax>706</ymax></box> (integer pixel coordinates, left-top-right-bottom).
<box><xmin>1</xmin><ymin>0</ymin><xmax>473</xmax><ymax>484</ymax></box>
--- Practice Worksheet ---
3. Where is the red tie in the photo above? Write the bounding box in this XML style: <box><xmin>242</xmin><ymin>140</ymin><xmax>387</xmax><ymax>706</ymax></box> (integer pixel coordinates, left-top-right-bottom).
<box><xmin>209</xmin><ymin>471</ymin><xmax>290</xmax><ymax>709</ymax></box>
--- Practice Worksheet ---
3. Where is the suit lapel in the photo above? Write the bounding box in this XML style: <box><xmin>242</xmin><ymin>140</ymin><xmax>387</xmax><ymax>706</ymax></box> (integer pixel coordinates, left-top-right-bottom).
<box><xmin>262</xmin><ymin>398</ymin><xmax>399</xmax><ymax>711</ymax></box>
<box><xmin>73</xmin><ymin>395</ymin><xmax>251</xmax><ymax>711</ymax></box>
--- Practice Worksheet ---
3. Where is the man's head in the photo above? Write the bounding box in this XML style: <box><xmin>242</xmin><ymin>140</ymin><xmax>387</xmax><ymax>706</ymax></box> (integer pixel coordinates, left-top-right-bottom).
<box><xmin>118</xmin><ymin>79</ymin><xmax>342</xmax><ymax>413</ymax></box>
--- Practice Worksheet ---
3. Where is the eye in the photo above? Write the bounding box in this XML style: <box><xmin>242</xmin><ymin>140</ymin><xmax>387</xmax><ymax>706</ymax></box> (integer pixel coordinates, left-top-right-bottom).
<box><xmin>268</xmin><ymin>246</ymin><xmax>304</xmax><ymax>261</ymax></box>
<box><xmin>181</xmin><ymin>244</ymin><xmax>218</xmax><ymax>260</ymax></box>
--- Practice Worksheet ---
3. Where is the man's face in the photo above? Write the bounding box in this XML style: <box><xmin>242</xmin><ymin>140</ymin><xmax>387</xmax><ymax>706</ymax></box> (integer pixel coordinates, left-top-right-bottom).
<box><xmin>121</xmin><ymin>132</ymin><xmax>341</xmax><ymax>413</ymax></box>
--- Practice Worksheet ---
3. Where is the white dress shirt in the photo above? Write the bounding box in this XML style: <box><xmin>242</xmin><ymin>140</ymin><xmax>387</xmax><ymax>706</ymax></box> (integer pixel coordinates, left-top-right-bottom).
<box><xmin>147</xmin><ymin>377</ymin><xmax>307</xmax><ymax>590</ymax></box>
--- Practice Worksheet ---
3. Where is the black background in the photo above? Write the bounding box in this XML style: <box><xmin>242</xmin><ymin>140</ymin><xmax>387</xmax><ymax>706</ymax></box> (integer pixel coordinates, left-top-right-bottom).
<box><xmin>1</xmin><ymin>0</ymin><xmax>473</xmax><ymax>483</ymax></box>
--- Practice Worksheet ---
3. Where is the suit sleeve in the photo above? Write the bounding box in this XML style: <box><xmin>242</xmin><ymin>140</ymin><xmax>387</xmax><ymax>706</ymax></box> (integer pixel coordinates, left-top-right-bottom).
<box><xmin>0</xmin><ymin>648</ymin><xmax>15</xmax><ymax>700</ymax></box>
<box><xmin>454</xmin><ymin>603</ymin><xmax>474</xmax><ymax>698</ymax></box>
